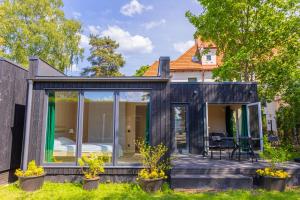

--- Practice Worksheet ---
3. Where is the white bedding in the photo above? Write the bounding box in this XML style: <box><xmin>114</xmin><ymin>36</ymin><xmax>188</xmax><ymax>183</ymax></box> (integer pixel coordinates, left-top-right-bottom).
<box><xmin>54</xmin><ymin>137</ymin><xmax>123</xmax><ymax>156</ymax></box>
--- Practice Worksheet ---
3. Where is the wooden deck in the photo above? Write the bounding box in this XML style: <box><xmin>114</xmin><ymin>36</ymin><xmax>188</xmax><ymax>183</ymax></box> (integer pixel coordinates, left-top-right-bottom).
<box><xmin>170</xmin><ymin>154</ymin><xmax>300</xmax><ymax>190</ymax></box>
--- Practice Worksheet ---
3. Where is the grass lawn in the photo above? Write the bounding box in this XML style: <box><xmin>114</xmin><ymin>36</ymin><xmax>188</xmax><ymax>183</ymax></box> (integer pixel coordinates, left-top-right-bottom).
<box><xmin>0</xmin><ymin>182</ymin><xmax>299</xmax><ymax>200</ymax></box>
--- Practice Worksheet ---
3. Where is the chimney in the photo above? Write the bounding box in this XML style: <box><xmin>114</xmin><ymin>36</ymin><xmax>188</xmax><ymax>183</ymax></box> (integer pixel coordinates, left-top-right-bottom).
<box><xmin>158</xmin><ymin>56</ymin><xmax>170</xmax><ymax>78</ymax></box>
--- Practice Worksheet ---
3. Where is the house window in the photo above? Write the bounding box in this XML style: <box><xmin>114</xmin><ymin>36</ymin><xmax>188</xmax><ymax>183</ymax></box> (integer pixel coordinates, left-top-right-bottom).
<box><xmin>118</xmin><ymin>92</ymin><xmax>150</xmax><ymax>165</ymax></box>
<box><xmin>206</xmin><ymin>55</ymin><xmax>212</xmax><ymax>61</ymax></box>
<box><xmin>44</xmin><ymin>90</ymin><xmax>151</xmax><ymax>166</ymax></box>
<box><xmin>188</xmin><ymin>77</ymin><xmax>197</xmax><ymax>82</ymax></box>
<box><xmin>82</xmin><ymin>91</ymin><xmax>114</xmax><ymax>165</ymax></box>
<box><xmin>44</xmin><ymin>91</ymin><xmax>79</xmax><ymax>163</ymax></box>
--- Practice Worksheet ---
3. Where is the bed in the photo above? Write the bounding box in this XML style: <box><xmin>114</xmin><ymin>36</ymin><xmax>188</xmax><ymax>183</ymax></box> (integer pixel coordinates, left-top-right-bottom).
<box><xmin>53</xmin><ymin>137</ymin><xmax>123</xmax><ymax>158</ymax></box>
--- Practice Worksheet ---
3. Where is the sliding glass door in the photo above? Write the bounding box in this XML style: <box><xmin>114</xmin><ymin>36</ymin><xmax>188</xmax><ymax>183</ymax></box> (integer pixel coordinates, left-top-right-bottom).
<box><xmin>172</xmin><ymin>105</ymin><xmax>189</xmax><ymax>154</ymax></box>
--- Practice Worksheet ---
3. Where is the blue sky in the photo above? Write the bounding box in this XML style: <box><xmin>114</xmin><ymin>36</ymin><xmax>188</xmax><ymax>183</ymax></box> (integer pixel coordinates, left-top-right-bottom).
<box><xmin>62</xmin><ymin>0</ymin><xmax>202</xmax><ymax>76</ymax></box>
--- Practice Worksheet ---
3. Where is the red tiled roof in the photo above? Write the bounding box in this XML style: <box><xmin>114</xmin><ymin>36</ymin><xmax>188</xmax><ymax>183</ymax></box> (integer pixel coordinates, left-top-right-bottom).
<box><xmin>144</xmin><ymin>39</ymin><xmax>222</xmax><ymax>76</ymax></box>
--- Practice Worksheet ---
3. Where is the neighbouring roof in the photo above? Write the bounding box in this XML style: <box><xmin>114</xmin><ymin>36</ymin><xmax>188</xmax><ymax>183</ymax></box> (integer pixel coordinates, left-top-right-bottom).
<box><xmin>144</xmin><ymin>39</ymin><xmax>222</xmax><ymax>76</ymax></box>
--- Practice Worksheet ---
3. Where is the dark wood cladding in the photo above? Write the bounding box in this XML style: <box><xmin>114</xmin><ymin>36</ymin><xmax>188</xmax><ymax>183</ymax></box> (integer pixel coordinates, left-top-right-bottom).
<box><xmin>44</xmin><ymin>167</ymin><xmax>139</xmax><ymax>176</ymax></box>
<box><xmin>28</xmin><ymin>80</ymin><xmax>258</xmax><ymax>176</ymax></box>
<box><xmin>170</xmin><ymin>83</ymin><xmax>258</xmax><ymax>154</ymax></box>
<box><xmin>170</xmin><ymin>83</ymin><xmax>258</xmax><ymax>104</ymax></box>
<box><xmin>28</xmin><ymin>81</ymin><xmax>171</xmax><ymax>165</ymax></box>
<box><xmin>0</xmin><ymin>60</ymin><xmax>28</xmax><ymax>175</ymax></box>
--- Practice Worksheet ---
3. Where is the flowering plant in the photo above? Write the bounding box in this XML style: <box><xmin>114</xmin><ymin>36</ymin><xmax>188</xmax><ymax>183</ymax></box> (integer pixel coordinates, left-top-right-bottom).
<box><xmin>136</xmin><ymin>140</ymin><xmax>170</xmax><ymax>180</ymax></box>
<box><xmin>256</xmin><ymin>168</ymin><xmax>289</xmax><ymax>179</ymax></box>
<box><xmin>257</xmin><ymin>135</ymin><xmax>289</xmax><ymax>179</ymax></box>
<box><xmin>15</xmin><ymin>160</ymin><xmax>44</xmax><ymax>177</ymax></box>
<box><xmin>78</xmin><ymin>154</ymin><xmax>108</xmax><ymax>179</ymax></box>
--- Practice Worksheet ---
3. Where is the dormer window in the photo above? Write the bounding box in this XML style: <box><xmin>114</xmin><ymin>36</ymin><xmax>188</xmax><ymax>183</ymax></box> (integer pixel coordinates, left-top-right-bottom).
<box><xmin>206</xmin><ymin>55</ymin><xmax>212</xmax><ymax>61</ymax></box>
<box><xmin>201</xmin><ymin>49</ymin><xmax>216</xmax><ymax>65</ymax></box>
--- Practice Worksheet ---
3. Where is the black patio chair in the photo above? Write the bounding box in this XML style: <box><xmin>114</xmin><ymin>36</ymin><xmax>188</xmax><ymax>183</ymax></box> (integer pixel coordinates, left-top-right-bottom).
<box><xmin>230</xmin><ymin>137</ymin><xmax>258</xmax><ymax>162</ymax></box>
<box><xmin>209</xmin><ymin>133</ymin><xmax>226</xmax><ymax>160</ymax></box>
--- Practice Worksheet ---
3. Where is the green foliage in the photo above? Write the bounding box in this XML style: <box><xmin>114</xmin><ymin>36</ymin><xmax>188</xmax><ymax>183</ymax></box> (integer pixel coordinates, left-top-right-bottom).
<box><xmin>81</xmin><ymin>35</ymin><xmax>125</xmax><ymax>77</ymax></box>
<box><xmin>134</xmin><ymin>65</ymin><xmax>150</xmax><ymax>76</ymax></box>
<box><xmin>15</xmin><ymin>160</ymin><xmax>44</xmax><ymax>177</ymax></box>
<box><xmin>276</xmin><ymin>78</ymin><xmax>300</xmax><ymax>142</ymax></box>
<box><xmin>260</xmin><ymin>135</ymin><xmax>290</xmax><ymax>169</ymax></box>
<box><xmin>78</xmin><ymin>154</ymin><xmax>108</xmax><ymax>179</ymax></box>
<box><xmin>186</xmin><ymin>0</ymin><xmax>300</xmax><ymax>102</ymax></box>
<box><xmin>1</xmin><ymin>182</ymin><xmax>300</xmax><ymax>199</ymax></box>
<box><xmin>0</xmin><ymin>0</ymin><xmax>83</xmax><ymax>71</ymax></box>
<box><xmin>136</xmin><ymin>140</ymin><xmax>170</xmax><ymax>180</ymax></box>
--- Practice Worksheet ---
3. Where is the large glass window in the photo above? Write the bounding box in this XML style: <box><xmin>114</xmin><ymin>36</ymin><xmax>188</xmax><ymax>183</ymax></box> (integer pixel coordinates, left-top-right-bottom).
<box><xmin>118</xmin><ymin>92</ymin><xmax>150</xmax><ymax>165</ymax></box>
<box><xmin>44</xmin><ymin>91</ymin><xmax>78</xmax><ymax>163</ymax></box>
<box><xmin>44</xmin><ymin>90</ymin><xmax>151</xmax><ymax>166</ymax></box>
<box><xmin>82</xmin><ymin>91</ymin><xmax>114</xmax><ymax>164</ymax></box>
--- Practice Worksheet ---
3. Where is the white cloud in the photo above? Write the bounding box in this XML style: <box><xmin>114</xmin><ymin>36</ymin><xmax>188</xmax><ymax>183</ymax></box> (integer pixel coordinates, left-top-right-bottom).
<box><xmin>143</xmin><ymin>19</ymin><xmax>166</xmax><ymax>30</ymax></box>
<box><xmin>72</xmin><ymin>11</ymin><xmax>82</xmax><ymax>19</ymax></box>
<box><xmin>79</xmin><ymin>34</ymin><xmax>90</xmax><ymax>48</ymax></box>
<box><xmin>173</xmin><ymin>40</ymin><xmax>195</xmax><ymax>53</ymax></box>
<box><xmin>120</xmin><ymin>0</ymin><xmax>153</xmax><ymax>17</ymax></box>
<box><xmin>101</xmin><ymin>26</ymin><xmax>153</xmax><ymax>54</ymax></box>
<box><xmin>88</xmin><ymin>25</ymin><xmax>101</xmax><ymax>35</ymax></box>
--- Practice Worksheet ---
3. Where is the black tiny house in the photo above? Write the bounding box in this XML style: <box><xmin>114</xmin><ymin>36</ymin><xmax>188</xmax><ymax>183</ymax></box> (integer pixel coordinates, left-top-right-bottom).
<box><xmin>0</xmin><ymin>58</ymin><xmax>28</xmax><ymax>184</ymax></box>
<box><xmin>21</xmin><ymin>57</ymin><xmax>261</xmax><ymax>182</ymax></box>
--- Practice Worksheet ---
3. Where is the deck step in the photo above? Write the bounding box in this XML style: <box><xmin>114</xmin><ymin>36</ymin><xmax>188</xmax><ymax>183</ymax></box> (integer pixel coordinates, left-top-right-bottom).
<box><xmin>171</xmin><ymin>168</ymin><xmax>258</xmax><ymax>176</ymax></box>
<box><xmin>170</xmin><ymin>174</ymin><xmax>253</xmax><ymax>190</ymax></box>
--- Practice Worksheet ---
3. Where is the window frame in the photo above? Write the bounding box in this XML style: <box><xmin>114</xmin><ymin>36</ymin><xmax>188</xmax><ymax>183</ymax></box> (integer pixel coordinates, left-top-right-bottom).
<box><xmin>42</xmin><ymin>90</ymin><xmax>80</xmax><ymax>167</ymax></box>
<box><xmin>42</xmin><ymin>89</ymin><xmax>152</xmax><ymax>167</ymax></box>
<box><xmin>188</xmin><ymin>77</ymin><xmax>197</xmax><ymax>82</ymax></box>
<box><xmin>206</xmin><ymin>55</ymin><xmax>212</xmax><ymax>61</ymax></box>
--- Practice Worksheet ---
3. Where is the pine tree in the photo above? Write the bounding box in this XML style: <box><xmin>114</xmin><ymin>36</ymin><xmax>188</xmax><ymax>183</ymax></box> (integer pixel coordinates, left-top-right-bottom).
<box><xmin>81</xmin><ymin>36</ymin><xmax>125</xmax><ymax>77</ymax></box>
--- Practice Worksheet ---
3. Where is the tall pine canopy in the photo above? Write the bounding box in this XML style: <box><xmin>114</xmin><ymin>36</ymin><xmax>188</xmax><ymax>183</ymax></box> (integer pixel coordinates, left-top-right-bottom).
<box><xmin>0</xmin><ymin>0</ymin><xmax>83</xmax><ymax>71</ymax></box>
<box><xmin>81</xmin><ymin>36</ymin><xmax>125</xmax><ymax>77</ymax></box>
<box><xmin>186</xmin><ymin>0</ymin><xmax>299</xmax><ymax>101</ymax></box>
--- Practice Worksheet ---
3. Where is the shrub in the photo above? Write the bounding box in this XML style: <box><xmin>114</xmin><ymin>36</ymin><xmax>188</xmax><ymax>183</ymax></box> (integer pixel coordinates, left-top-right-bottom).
<box><xmin>136</xmin><ymin>140</ymin><xmax>170</xmax><ymax>180</ymax></box>
<box><xmin>260</xmin><ymin>135</ymin><xmax>289</xmax><ymax>169</ymax></box>
<box><xmin>258</xmin><ymin>135</ymin><xmax>290</xmax><ymax>178</ymax></box>
<box><xmin>78</xmin><ymin>154</ymin><xmax>108</xmax><ymax>179</ymax></box>
<box><xmin>15</xmin><ymin>160</ymin><xmax>44</xmax><ymax>177</ymax></box>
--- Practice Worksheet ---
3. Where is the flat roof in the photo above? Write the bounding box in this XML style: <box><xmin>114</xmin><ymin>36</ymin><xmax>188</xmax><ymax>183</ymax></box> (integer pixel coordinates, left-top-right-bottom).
<box><xmin>31</xmin><ymin>76</ymin><xmax>169</xmax><ymax>82</ymax></box>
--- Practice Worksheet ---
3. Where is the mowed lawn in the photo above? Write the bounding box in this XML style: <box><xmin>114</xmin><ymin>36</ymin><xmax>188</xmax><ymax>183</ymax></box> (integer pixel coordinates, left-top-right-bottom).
<box><xmin>0</xmin><ymin>182</ymin><xmax>299</xmax><ymax>200</ymax></box>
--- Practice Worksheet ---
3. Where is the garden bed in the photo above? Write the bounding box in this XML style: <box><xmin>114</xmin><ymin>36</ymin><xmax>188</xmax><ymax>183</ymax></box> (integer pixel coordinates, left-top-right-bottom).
<box><xmin>0</xmin><ymin>182</ymin><xmax>299</xmax><ymax>200</ymax></box>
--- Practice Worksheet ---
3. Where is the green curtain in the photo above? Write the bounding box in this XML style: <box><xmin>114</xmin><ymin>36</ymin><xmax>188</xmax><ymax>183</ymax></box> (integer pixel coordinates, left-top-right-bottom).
<box><xmin>145</xmin><ymin>103</ymin><xmax>150</xmax><ymax>145</ymax></box>
<box><xmin>241</xmin><ymin>105</ymin><xmax>248</xmax><ymax>137</ymax></box>
<box><xmin>45</xmin><ymin>92</ymin><xmax>56</xmax><ymax>162</ymax></box>
<box><xmin>225</xmin><ymin>106</ymin><xmax>234</xmax><ymax>137</ymax></box>
<box><xmin>241</xmin><ymin>105</ymin><xmax>248</xmax><ymax>150</ymax></box>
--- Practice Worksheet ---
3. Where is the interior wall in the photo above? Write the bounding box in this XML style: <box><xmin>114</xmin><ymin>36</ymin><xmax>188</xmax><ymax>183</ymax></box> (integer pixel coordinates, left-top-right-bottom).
<box><xmin>55</xmin><ymin>101</ymin><xmax>77</xmax><ymax>140</ymax></box>
<box><xmin>208</xmin><ymin>105</ymin><xmax>226</xmax><ymax>134</ymax></box>
<box><xmin>82</xmin><ymin>102</ymin><xmax>89</xmax><ymax>142</ymax></box>
<box><xmin>125</xmin><ymin>103</ymin><xmax>136</xmax><ymax>153</ymax></box>
<box><xmin>119</xmin><ymin>102</ymin><xmax>126</xmax><ymax>150</ymax></box>
<box><xmin>135</xmin><ymin>105</ymin><xmax>147</xmax><ymax>141</ymax></box>
<box><xmin>86</xmin><ymin>102</ymin><xmax>113</xmax><ymax>143</ymax></box>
